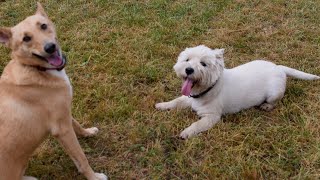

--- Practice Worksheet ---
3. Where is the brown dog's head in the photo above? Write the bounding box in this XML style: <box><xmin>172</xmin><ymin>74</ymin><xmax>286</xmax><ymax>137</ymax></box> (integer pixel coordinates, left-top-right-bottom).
<box><xmin>0</xmin><ymin>2</ymin><xmax>65</xmax><ymax>69</ymax></box>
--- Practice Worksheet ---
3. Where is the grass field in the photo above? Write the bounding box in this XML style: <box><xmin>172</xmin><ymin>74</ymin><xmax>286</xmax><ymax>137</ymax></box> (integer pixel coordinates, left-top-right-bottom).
<box><xmin>1</xmin><ymin>0</ymin><xmax>320</xmax><ymax>179</ymax></box>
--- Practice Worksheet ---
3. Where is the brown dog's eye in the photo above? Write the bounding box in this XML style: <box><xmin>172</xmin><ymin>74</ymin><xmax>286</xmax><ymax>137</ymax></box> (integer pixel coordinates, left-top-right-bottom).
<box><xmin>200</xmin><ymin>62</ymin><xmax>207</xmax><ymax>67</ymax></box>
<box><xmin>40</xmin><ymin>24</ymin><xmax>47</xmax><ymax>30</ymax></box>
<box><xmin>23</xmin><ymin>36</ymin><xmax>32</xmax><ymax>42</ymax></box>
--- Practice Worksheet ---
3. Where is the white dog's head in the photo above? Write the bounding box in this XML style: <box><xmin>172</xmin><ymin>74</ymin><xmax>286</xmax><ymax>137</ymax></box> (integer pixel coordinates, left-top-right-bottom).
<box><xmin>173</xmin><ymin>45</ymin><xmax>225</xmax><ymax>96</ymax></box>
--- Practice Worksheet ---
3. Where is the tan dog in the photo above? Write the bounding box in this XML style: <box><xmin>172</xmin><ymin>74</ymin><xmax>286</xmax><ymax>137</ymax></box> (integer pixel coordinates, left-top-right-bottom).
<box><xmin>0</xmin><ymin>3</ymin><xmax>107</xmax><ymax>180</ymax></box>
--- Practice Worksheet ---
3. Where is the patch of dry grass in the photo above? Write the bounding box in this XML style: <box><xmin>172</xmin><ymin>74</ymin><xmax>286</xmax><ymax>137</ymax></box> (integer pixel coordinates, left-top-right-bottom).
<box><xmin>0</xmin><ymin>0</ymin><xmax>320</xmax><ymax>179</ymax></box>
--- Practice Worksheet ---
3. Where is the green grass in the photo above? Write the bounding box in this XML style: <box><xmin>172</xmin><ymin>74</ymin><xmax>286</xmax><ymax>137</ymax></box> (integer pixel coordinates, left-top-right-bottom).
<box><xmin>1</xmin><ymin>0</ymin><xmax>320</xmax><ymax>179</ymax></box>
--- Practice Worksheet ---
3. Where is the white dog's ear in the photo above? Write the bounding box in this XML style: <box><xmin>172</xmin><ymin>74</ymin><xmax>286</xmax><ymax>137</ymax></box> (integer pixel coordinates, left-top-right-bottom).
<box><xmin>35</xmin><ymin>2</ymin><xmax>48</xmax><ymax>17</ymax></box>
<box><xmin>0</xmin><ymin>27</ymin><xmax>12</xmax><ymax>47</ymax></box>
<box><xmin>214</xmin><ymin>48</ymin><xmax>225</xmax><ymax>59</ymax></box>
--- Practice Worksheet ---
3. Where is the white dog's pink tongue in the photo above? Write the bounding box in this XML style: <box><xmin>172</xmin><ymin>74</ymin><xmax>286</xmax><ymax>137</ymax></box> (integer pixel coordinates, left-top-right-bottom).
<box><xmin>47</xmin><ymin>52</ymin><xmax>62</xmax><ymax>67</ymax></box>
<box><xmin>181</xmin><ymin>78</ymin><xmax>193</xmax><ymax>96</ymax></box>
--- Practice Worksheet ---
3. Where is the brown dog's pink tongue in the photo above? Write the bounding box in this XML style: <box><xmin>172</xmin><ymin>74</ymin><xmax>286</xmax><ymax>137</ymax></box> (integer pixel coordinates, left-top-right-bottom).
<box><xmin>47</xmin><ymin>52</ymin><xmax>63</xmax><ymax>67</ymax></box>
<box><xmin>181</xmin><ymin>78</ymin><xmax>193</xmax><ymax>96</ymax></box>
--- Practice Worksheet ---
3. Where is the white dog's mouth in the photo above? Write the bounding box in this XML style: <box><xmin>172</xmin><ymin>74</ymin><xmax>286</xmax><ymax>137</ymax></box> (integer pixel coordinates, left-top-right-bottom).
<box><xmin>181</xmin><ymin>77</ymin><xmax>196</xmax><ymax>96</ymax></box>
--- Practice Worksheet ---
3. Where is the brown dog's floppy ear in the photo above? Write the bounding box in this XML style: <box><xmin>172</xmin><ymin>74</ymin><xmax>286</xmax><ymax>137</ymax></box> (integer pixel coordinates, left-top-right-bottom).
<box><xmin>0</xmin><ymin>28</ymin><xmax>12</xmax><ymax>46</ymax></box>
<box><xmin>36</xmin><ymin>2</ymin><xmax>48</xmax><ymax>17</ymax></box>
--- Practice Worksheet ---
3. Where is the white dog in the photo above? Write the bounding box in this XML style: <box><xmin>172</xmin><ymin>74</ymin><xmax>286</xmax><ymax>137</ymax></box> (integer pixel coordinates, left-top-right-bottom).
<box><xmin>156</xmin><ymin>45</ymin><xmax>319</xmax><ymax>139</ymax></box>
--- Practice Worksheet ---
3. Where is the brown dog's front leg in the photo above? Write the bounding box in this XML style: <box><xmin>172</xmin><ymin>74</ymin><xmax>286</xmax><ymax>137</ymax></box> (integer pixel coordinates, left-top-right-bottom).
<box><xmin>72</xmin><ymin>118</ymin><xmax>99</xmax><ymax>137</ymax></box>
<box><xmin>55</xmin><ymin>127</ymin><xmax>107</xmax><ymax>180</ymax></box>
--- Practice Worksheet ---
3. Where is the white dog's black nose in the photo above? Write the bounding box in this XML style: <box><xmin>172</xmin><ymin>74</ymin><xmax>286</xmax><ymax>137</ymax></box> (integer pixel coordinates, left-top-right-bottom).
<box><xmin>44</xmin><ymin>43</ymin><xmax>56</xmax><ymax>54</ymax></box>
<box><xmin>185</xmin><ymin>67</ymin><xmax>194</xmax><ymax>75</ymax></box>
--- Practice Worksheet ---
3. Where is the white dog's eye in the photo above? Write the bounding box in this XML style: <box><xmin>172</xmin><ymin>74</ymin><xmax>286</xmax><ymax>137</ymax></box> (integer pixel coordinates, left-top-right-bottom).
<box><xmin>186</xmin><ymin>59</ymin><xmax>189</xmax><ymax>62</ymax></box>
<box><xmin>200</xmin><ymin>62</ymin><xmax>207</xmax><ymax>67</ymax></box>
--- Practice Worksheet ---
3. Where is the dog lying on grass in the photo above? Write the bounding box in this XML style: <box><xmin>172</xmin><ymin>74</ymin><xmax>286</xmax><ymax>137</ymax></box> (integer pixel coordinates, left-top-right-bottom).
<box><xmin>156</xmin><ymin>45</ymin><xmax>319</xmax><ymax>139</ymax></box>
<box><xmin>0</xmin><ymin>3</ymin><xmax>107</xmax><ymax>180</ymax></box>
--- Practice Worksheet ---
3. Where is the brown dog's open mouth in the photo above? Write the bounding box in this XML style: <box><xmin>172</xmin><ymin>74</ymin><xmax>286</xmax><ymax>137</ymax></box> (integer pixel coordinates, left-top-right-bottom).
<box><xmin>32</xmin><ymin>51</ymin><xmax>65</xmax><ymax>68</ymax></box>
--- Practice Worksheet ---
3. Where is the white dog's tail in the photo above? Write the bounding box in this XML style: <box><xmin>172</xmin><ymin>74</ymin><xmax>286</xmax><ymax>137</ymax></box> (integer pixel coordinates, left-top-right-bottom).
<box><xmin>278</xmin><ymin>65</ymin><xmax>320</xmax><ymax>80</ymax></box>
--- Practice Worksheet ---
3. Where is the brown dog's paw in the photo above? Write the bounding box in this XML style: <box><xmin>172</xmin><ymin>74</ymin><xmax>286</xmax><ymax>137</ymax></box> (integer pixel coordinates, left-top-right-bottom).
<box><xmin>83</xmin><ymin>127</ymin><xmax>99</xmax><ymax>137</ymax></box>
<box><xmin>22</xmin><ymin>176</ymin><xmax>38</xmax><ymax>180</ymax></box>
<box><xmin>94</xmin><ymin>173</ymin><xmax>108</xmax><ymax>180</ymax></box>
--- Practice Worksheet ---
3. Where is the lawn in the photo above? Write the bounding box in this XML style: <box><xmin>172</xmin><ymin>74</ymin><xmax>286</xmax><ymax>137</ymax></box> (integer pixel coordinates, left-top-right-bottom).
<box><xmin>1</xmin><ymin>0</ymin><xmax>320</xmax><ymax>179</ymax></box>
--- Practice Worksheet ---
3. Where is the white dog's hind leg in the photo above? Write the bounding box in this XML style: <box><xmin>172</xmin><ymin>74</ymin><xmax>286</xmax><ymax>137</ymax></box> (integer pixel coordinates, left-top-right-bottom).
<box><xmin>260</xmin><ymin>103</ymin><xmax>275</xmax><ymax>111</ymax></box>
<box><xmin>260</xmin><ymin>76</ymin><xmax>286</xmax><ymax>111</ymax></box>
<box><xmin>180</xmin><ymin>114</ymin><xmax>221</xmax><ymax>139</ymax></box>
<box><xmin>156</xmin><ymin>96</ymin><xmax>191</xmax><ymax>110</ymax></box>
<box><xmin>260</xmin><ymin>90</ymin><xmax>285</xmax><ymax>111</ymax></box>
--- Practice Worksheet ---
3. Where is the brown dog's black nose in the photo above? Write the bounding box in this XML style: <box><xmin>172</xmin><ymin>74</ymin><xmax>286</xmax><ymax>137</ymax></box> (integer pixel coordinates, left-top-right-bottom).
<box><xmin>44</xmin><ymin>43</ymin><xmax>56</xmax><ymax>54</ymax></box>
<box><xmin>185</xmin><ymin>67</ymin><xmax>194</xmax><ymax>75</ymax></box>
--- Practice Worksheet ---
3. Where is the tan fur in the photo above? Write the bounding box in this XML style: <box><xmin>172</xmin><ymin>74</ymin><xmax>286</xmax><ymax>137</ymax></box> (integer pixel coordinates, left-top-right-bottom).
<box><xmin>0</xmin><ymin>3</ymin><xmax>107</xmax><ymax>180</ymax></box>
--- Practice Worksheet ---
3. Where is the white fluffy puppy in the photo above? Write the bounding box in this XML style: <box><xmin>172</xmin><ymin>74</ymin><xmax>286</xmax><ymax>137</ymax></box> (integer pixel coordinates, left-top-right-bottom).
<box><xmin>156</xmin><ymin>45</ymin><xmax>319</xmax><ymax>139</ymax></box>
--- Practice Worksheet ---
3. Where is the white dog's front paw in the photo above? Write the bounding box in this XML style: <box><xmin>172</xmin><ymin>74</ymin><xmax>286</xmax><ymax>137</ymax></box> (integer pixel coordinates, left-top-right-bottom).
<box><xmin>94</xmin><ymin>173</ymin><xmax>108</xmax><ymax>180</ymax></box>
<box><xmin>180</xmin><ymin>125</ymin><xmax>198</xmax><ymax>139</ymax></box>
<box><xmin>155</xmin><ymin>102</ymin><xmax>171</xmax><ymax>110</ymax></box>
<box><xmin>84</xmin><ymin>127</ymin><xmax>99</xmax><ymax>137</ymax></box>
